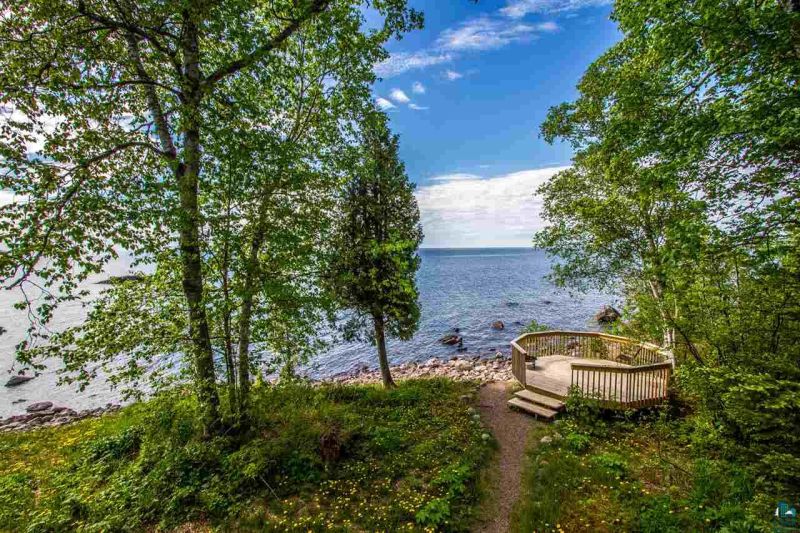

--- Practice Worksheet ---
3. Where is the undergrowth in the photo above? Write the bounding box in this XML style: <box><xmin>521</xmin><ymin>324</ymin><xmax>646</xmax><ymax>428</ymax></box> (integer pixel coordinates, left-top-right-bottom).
<box><xmin>0</xmin><ymin>378</ymin><xmax>493</xmax><ymax>532</ymax></box>
<box><xmin>510</xmin><ymin>389</ymin><xmax>794</xmax><ymax>533</ymax></box>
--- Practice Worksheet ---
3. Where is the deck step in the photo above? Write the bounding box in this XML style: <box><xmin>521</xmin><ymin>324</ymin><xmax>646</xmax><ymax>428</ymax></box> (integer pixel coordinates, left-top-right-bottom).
<box><xmin>527</xmin><ymin>384</ymin><xmax>569</xmax><ymax>401</ymax></box>
<box><xmin>507</xmin><ymin>397</ymin><xmax>559</xmax><ymax>420</ymax></box>
<box><xmin>514</xmin><ymin>389</ymin><xmax>566</xmax><ymax>411</ymax></box>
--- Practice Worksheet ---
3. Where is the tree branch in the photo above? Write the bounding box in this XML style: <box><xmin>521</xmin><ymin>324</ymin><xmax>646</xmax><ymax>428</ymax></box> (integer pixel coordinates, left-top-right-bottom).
<box><xmin>76</xmin><ymin>0</ymin><xmax>172</xmax><ymax>58</ymax></box>
<box><xmin>123</xmin><ymin>33</ymin><xmax>178</xmax><ymax>158</ymax></box>
<box><xmin>202</xmin><ymin>0</ymin><xmax>331</xmax><ymax>89</ymax></box>
<box><xmin>6</xmin><ymin>140</ymin><xmax>168</xmax><ymax>289</ymax></box>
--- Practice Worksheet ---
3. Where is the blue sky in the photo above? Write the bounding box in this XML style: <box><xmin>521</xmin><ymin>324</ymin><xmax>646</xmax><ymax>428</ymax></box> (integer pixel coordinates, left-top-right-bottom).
<box><xmin>370</xmin><ymin>0</ymin><xmax>620</xmax><ymax>247</ymax></box>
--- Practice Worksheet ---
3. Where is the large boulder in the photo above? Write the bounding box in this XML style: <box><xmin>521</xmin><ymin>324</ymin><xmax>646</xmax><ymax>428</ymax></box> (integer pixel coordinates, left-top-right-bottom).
<box><xmin>5</xmin><ymin>374</ymin><xmax>34</xmax><ymax>387</ymax></box>
<box><xmin>595</xmin><ymin>305</ymin><xmax>622</xmax><ymax>324</ymax></box>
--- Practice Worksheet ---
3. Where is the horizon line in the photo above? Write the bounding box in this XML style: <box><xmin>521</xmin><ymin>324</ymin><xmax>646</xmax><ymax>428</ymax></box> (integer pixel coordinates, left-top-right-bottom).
<box><xmin>419</xmin><ymin>246</ymin><xmax>534</xmax><ymax>250</ymax></box>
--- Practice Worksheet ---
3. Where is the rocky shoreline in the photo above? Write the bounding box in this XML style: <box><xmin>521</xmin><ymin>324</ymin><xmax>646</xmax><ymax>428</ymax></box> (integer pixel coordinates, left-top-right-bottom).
<box><xmin>1</xmin><ymin>353</ymin><xmax>513</xmax><ymax>433</ymax></box>
<box><xmin>0</xmin><ymin>401</ymin><xmax>122</xmax><ymax>433</ymax></box>
<box><xmin>328</xmin><ymin>352</ymin><xmax>513</xmax><ymax>386</ymax></box>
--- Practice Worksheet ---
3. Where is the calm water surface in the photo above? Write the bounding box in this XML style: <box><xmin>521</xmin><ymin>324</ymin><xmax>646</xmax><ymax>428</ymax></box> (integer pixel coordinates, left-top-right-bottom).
<box><xmin>0</xmin><ymin>248</ymin><xmax>616</xmax><ymax>416</ymax></box>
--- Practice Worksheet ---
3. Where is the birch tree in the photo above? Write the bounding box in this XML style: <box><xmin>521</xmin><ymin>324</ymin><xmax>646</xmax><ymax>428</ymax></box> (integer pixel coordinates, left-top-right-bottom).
<box><xmin>0</xmin><ymin>0</ymin><xmax>421</xmax><ymax>430</ymax></box>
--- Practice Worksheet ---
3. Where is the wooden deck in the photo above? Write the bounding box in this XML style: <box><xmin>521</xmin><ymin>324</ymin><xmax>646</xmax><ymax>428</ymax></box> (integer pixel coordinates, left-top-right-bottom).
<box><xmin>508</xmin><ymin>331</ymin><xmax>673</xmax><ymax>419</ymax></box>
<box><xmin>525</xmin><ymin>355</ymin><xmax>669</xmax><ymax>404</ymax></box>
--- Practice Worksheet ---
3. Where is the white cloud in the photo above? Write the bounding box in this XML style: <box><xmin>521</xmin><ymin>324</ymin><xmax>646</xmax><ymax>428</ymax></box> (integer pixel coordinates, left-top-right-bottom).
<box><xmin>374</xmin><ymin>51</ymin><xmax>453</xmax><ymax>78</ymax></box>
<box><xmin>429</xmin><ymin>173</ymin><xmax>483</xmax><ymax>182</ymax></box>
<box><xmin>536</xmin><ymin>21</ymin><xmax>560</xmax><ymax>32</ymax></box>
<box><xmin>389</xmin><ymin>88</ymin><xmax>411</xmax><ymax>104</ymax></box>
<box><xmin>415</xmin><ymin>166</ymin><xmax>569</xmax><ymax>248</ymax></box>
<box><xmin>444</xmin><ymin>69</ymin><xmax>463</xmax><ymax>81</ymax></box>
<box><xmin>500</xmin><ymin>0</ymin><xmax>612</xmax><ymax>18</ymax></box>
<box><xmin>408</xmin><ymin>103</ymin><xmax>429</xmax><ymax>111</ymax></box>
<box><xmin>375</xmin><ymin>97</ymin><xmax>396</xmax><ymax>110</ymax></box>
<box><xmin>436</xmin><ymin>16</ymin><xmax>559</xmax><ymax>51</ymax></box>
<box><xmin>412</xmin><ymin>82</ymin><xmax>426</xmax><ymax>94</ymax></box>
<box><xmin>374</xmin><ymin>7</ymin><xmax>563</xmax><ymax>79</ymax></box>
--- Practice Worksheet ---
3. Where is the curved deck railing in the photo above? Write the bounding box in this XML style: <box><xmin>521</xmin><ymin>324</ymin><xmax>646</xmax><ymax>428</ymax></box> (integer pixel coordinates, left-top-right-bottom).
<box><xmin>511</xmin><ymin>331</ymin><xmax>673</xmax><ymax>409</ymax></box>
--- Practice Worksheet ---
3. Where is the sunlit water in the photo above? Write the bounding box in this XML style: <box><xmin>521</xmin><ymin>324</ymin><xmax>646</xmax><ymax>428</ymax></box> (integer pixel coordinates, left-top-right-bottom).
<box><xmin>0</xmin><ymin>248</ymin><xmax>616</xmax><ymax>417</ymax></box>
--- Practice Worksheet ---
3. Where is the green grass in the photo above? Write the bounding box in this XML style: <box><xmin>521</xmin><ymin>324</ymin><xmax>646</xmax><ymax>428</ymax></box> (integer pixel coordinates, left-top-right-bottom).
<box><xmin>510</xmin><ymin>407</ymin><xmax>785</xmax><ymax>533</ymax></box>
<box><xmin>0</xmin><ymin>379</ymin><xmax>493</xmax><ymax>532</ymax></box>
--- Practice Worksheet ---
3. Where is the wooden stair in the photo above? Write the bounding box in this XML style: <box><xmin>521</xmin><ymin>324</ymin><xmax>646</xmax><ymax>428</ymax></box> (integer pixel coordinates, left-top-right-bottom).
<box><xmin>507</xmin><ymin>389</ymin><xmax>565</xmax><ymax>421</ymax></box>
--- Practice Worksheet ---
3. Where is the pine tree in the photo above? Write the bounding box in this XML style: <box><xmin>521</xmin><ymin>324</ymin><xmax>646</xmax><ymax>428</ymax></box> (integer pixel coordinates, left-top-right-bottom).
<box><xmin>329</xmin><ymin>113</ymin><xmax>423</xmax><ymax>388</ymax></box>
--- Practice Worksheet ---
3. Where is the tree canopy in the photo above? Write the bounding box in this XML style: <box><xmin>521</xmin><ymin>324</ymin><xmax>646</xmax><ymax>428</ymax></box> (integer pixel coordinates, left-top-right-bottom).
<box><xmin>0</xmin><ymin>0</ymin><xmax>422</xmax><ymax>429</ymax></box>
<box><xmin>536</xmin><ymin>0</ymin><xmax>800</xmax><ymax>487</ymax></box>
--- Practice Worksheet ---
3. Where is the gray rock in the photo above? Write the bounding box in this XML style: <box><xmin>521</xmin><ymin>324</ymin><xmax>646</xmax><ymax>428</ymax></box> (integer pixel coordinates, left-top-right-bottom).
<box><xmin>454</xmin><ymin>360</ymin><xmax>472</xmax><ymax>371</ymax></box>
<box><xmin>439</xmin><ymin>334</ymin><xmax>461</xmax><ymax>345</ymax></box>
<box><xmin>26</xmin><ymin>401</ymin><xmax>54</xmax><ymax>413</ymax></box>
<box><xmin>595</xmin><ymin>305</ymin><xmax>621</xmax><ymax>323</ymax></box>
<box><xmin>5</xmin><ymin>375</ymin><xmax>34</xmax><ymax>387</ymax></box>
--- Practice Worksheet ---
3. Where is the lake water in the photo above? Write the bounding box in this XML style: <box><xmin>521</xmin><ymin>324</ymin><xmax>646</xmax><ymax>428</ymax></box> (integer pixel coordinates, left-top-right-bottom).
<box><xmin>0</xmin><ymin>248</ymin><xmax>616</xmax><ymax>417</ymax></box>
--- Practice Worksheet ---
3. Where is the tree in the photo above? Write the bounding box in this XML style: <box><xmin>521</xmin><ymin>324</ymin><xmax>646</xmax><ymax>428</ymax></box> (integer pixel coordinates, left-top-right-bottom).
<box><xmin>327</xmin><ymin>113</ymin><xmax>423</xmax><ymax>388</ymax></box>
<box><xmin>0</xmin><ymin>0</ymin><xmax>421</xmax><ymax>431</ymax></box>
<box><xmin>536</xmin><ymin>0</ymin><xmax>800</xmax><ymax>487</ymax></box>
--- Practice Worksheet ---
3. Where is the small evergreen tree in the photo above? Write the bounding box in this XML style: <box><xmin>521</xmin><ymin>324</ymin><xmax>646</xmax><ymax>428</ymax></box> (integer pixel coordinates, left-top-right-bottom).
<box><xmin>329</xmin><ymin>113</ymin><xmax>423</xmax><ymax>388</ymax></box>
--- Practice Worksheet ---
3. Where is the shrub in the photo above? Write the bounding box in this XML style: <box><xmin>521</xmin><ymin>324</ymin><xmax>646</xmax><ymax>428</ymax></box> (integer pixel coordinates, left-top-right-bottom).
<box><xmin>564</xmin><ymin>432</ymin><xmax>592</xmax><ymax>453</ymax></box>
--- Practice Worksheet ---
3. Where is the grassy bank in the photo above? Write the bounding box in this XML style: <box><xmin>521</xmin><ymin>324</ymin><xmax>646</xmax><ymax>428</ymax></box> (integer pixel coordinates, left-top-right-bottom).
<box><xmin>0</xmin><ymin>379</ymin><xmax>493</xmax><ymax>532</ymax></box>
<box><xmin>510</xmin><ymin>396</ymin><xmax>789</xmax><ymax>533</ymax></box>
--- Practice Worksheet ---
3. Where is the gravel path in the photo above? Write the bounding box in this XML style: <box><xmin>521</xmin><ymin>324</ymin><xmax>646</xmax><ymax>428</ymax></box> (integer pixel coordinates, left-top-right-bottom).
<box><xmin>474</xmin><ymin>381</ymin><xmax>535</xmax><ymax>533</ymax></box>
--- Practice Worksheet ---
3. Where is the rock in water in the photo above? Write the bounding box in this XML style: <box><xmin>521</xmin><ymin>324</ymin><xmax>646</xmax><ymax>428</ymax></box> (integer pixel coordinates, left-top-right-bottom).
<box><xmin>26</xmin><ymin>401</ymin><xmax>53</xmax><ymax>413</ymax></box>
<box><xmin>439</xmin><ymin>334</ymin><xmax>462</xmax><ymax>346</ymax></box>
<box><xmin>491</xmin><ymin>320</ymin><xmax>504</xmax><ymax>330</ymax></box>
<box><xmin>595</xmin><ymin>305</ymin><xmax>621</xmax><ymax>324</ymax></box>
<box><xmin>4</xmin><ymin>375</ymin><xmax>34</xmax><ymax>387</ymax></box>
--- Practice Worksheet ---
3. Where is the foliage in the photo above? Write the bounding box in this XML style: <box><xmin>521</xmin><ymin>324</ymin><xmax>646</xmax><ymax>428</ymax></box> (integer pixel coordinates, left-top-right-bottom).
<box><xmin>326</xmin><ymin>112</ymin><xmax>423</xmax><ymax>386</ymax></box>
<box><xmin>0</xmin><ymin>0</ymin><xmax>423</xmax><ymax>426</ymax></box>
<box><xmin>535</xmin><ymin>0</ymin><xmax>800</xmax><ymax>497</ymax></box>
<box><xmin>0</xmin><ymin>379</ymin><xmax>492</xmax><ymax>532</ymax></box>
<box><xmin>524</xmin><ymin>319</ymin><xmax>550</xmax><ymax>333</ymax></box>
<box><xmin>511</xmin><ymin>416</ymin><xmax>777</xmax><ymax>533</ymax></box>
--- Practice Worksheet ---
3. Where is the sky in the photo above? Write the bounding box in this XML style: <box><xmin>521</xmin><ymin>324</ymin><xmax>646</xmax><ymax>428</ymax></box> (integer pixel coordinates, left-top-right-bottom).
<box><xmin>370</xmin><ymin>0</ymin><xmax>620</xmax><ymax>247</ymax></box>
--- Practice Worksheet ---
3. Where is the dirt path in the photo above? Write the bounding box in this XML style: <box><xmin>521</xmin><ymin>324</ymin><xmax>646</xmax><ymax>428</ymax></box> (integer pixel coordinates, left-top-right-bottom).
<box><xmin>474</xmin><ymin>381</ymin><xmax>535</xmax><ymax>533</ymax></box>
